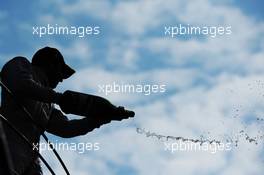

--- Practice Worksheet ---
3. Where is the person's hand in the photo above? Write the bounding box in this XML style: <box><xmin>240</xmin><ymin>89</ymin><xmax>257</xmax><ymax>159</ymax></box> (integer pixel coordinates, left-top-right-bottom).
<box><xmin>93</xmin><ymin>106</ymin><xmax>135</xmax><ymax>125</ymax></box>
<box><xmin>111</xmin><ymin>106</ymin><xmax>135</xmax><ymax>121</ymax></box>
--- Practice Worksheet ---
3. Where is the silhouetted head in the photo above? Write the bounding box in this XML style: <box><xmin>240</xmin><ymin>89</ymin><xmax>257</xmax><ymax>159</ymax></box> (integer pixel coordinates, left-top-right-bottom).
<box><xmin>32</xmin><ymin>47</ymin><xmax>75</xmax><ymax>88</ymax></box>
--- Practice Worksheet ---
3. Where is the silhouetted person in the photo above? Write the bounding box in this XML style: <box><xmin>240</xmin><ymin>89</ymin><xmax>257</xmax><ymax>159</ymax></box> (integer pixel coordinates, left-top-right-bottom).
<box><xmin>0</xmin><ymin>47</ymin><xmax>134</xmax><ymax>174</ymax></box>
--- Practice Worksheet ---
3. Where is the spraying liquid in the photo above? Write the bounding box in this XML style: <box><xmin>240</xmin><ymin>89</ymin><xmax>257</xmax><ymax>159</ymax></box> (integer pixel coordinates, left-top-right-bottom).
<box><xmin>135</xmin><ymin>112</ymin><xmax>264</xmax><ymax>147</ymax></box>
<box><xmin>135</xmin><ymin>122</ymin><xmax>264</xmax><ymax>147</ymax></box>
<box><xmin>135</xmin><ymin>80</ymin><xmax>264</xmax><ymax>148</ymax></box>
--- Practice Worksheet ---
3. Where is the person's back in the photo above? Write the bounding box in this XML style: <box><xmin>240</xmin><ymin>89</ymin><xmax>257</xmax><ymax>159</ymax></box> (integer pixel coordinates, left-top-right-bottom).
<box><xmin>1</xmin><ymin>57</ymin><xmax>53</xmax><ymax>174</ymax></box>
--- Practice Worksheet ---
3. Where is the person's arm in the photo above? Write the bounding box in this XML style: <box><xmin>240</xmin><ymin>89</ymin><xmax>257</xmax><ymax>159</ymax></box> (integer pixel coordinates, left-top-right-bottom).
<box><xmin>1</xmin><ymin>57</ymin><xmax>61</xmax><ymax>103</ymax></box>
<box><xmin>58</xmin><ymin>90</ymin><xmax>135</xmax><ymax>120</ymax></box>
<box><xmin>46</xmin><ymin>108</ymin><xmax>110</xmax><ymax>138</ymax></box>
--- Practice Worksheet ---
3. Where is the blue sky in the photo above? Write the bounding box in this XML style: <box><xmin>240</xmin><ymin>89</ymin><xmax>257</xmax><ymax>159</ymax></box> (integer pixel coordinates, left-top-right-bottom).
<box><xmin>0</xmin><ymin>0</ymin><xmax>264</xmax><ymax>175</ymax></box>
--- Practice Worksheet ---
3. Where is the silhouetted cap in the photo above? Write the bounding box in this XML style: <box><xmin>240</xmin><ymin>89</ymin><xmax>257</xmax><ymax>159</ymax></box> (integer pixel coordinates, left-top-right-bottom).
<box><xmin>32</xmin><ymin>47</ymin><xmax>75</xmax><ymax>79</ymax></box>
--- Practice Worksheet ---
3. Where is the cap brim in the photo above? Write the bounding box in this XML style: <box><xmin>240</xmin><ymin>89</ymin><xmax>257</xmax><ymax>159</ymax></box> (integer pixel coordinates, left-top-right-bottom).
<box><xmin>63</xmin><ymin>64</ymin><xmax>75</xmax><ymax>79</ymax></box>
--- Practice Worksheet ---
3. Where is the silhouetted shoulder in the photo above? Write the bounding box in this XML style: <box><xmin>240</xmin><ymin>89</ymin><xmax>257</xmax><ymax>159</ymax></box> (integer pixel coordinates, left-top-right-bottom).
<box><xmin>2</xmin><ymin>56</ymin><xmax>30</xmax><ymax>68</ymax></box>
<box><xmin>1</xmin><ymin>57</ymin><xmax>31</xmax><ymax>73</ymax></box>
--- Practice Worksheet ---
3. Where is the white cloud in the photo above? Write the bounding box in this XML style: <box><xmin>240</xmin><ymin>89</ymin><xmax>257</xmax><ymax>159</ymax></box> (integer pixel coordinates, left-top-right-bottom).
<box><xmin>62</xmin><ymin>40</ymin><xmax>92</xmax><ymax>62</ymax></box>
<box><xmin>140</xmin><ymin>2</ymin><xmax>264</xmax><ymax>75</ymax></box>
<box><xmin>110</xmin><ymin>1</ymin><xmax>165</xmax><ymax>36</ymax></box>
<box><xmin>54</xmin><ymin>0</ymin><xmax>112</xmax><ymax>20</ymax></box>
<box><xmin>42</xmin><ymin>0</ymin><xmax>263</xmax><ymax>73</ymax></box>
<box><xmin>106</xmin><ymin>39</ymin><xmax>140</xmax><ymax>70</ymax></box>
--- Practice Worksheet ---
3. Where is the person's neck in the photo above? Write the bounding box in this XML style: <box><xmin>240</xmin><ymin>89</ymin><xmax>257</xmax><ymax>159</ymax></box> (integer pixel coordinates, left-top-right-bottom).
<box><xmin>32</xmin><ymin>65</ymin><xmax>50</xmax><ymax>87</ymax></box>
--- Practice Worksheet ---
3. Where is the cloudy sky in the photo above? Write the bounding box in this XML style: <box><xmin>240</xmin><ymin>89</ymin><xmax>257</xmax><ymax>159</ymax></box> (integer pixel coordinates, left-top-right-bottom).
<box><xmin>0</xmin><ymin>0</ymin><xmax>264</xmax><ymax>175</ymax></box>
